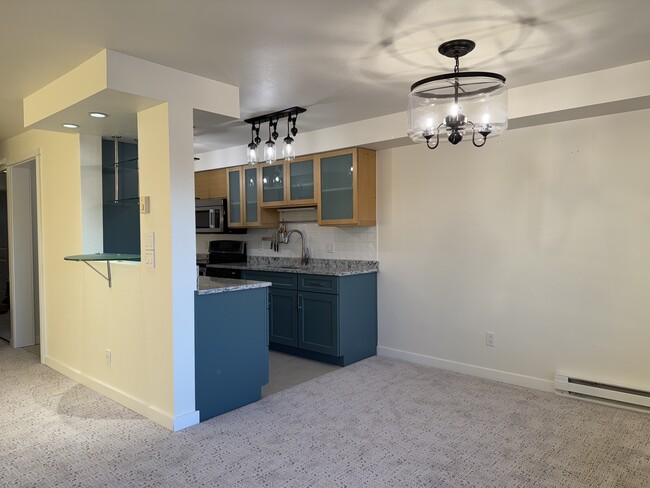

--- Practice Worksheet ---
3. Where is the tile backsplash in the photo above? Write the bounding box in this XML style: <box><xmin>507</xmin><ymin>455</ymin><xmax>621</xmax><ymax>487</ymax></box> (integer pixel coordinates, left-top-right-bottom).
<box><xmin>196</xmin><ymin>218</ymin><xmax>377</xmax><ymax>261</ymax></box>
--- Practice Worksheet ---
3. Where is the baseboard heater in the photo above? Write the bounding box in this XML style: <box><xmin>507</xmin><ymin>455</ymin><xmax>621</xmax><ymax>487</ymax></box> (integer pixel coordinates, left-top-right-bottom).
<box><xmin>555</xmin><ymin>373</ymin><xmax>650</xmax><ymax>413</ymax></box>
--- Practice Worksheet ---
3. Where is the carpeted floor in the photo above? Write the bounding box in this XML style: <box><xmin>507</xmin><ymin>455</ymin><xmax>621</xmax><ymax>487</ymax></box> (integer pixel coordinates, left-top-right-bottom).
<box><xmin>1</xmin><ymin>341</ymin><xmax>649</xmax><ymax>487</ymax></box>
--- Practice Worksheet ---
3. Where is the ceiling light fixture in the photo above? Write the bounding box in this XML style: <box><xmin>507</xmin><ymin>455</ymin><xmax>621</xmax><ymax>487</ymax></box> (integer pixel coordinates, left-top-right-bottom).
<box><xmin>245</xmin><ymin>107</ymin><xmax>306</xmax><ymax>164</ymax></box>
<box><xmin>407</xmin><ymin>39</ymin><xmax>507</xmax><ymax>149</ymax></box>
<box><xmin>247</xmin><ymin>123</ymin><xmax>261</xmax><ymax>165</ymax></box>
<box><xmin>89</xmin><ymin>112</ymin><xmax>109</xmax><ymax>119</ymax></box>
<box><xmin>62</xmin><ymin>123</ymin><xmax>79</xmax><ymax>129</ymax></box>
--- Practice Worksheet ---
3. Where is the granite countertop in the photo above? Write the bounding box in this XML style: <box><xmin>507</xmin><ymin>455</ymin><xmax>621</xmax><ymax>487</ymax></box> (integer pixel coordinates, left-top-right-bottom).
<box><xmin>197</xmin><ymin>276</ymin><xmax>271</xmax><ymax>295</ymax></box>
<box><xmin>205</xmin><ymin>258</ymin><xmax>378</xmax><ymax>277</ymax></box>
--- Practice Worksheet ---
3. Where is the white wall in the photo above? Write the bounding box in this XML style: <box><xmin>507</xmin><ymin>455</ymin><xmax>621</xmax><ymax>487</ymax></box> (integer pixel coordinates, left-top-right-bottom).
<box><xmin>377</xmin><ymin>108</ymin><xmax>650</xmax><ymax>392</ymax></box>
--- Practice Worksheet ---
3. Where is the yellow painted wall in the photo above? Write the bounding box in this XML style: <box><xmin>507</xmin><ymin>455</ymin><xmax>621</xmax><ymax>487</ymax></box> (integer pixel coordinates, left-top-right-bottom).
<box><xmin>0</xmin><ymin>125</ymin><xmax>177</xmax><ymax>427</ymax></box>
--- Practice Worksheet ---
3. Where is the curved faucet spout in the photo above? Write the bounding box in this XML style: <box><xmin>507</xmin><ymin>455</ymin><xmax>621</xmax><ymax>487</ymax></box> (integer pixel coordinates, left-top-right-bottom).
<box><xmin>285</xmin><ymin>229</ymin><xmax>310</xmax><ymax>265</ymax></box>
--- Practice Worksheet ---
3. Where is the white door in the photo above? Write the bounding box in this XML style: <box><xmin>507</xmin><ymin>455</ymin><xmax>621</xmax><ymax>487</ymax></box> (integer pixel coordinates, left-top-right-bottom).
<box><xmin>7</xmin><ymin>160</ymin><xmax>38</xmax><ymax>348</ymax></box>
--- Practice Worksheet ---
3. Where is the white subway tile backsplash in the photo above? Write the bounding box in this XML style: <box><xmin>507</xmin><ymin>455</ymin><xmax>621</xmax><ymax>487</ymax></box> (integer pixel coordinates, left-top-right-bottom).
<box><xmin>196</xmin><ymin>222</ymin><xmax>377</xmax><ymax>261</ymax></box>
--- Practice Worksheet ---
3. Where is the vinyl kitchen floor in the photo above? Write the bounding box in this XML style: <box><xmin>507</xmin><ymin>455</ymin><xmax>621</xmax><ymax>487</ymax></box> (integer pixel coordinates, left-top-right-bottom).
<box><xmin>262</xmin><ymin>350</ymin><xmax>340</xmax><ymax>397</ymax></box>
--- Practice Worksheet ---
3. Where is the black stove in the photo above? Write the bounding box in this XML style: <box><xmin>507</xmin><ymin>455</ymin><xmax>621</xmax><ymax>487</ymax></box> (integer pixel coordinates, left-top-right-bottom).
<box><xmin>205</xmin><ymin>240</ymin><xmax>246</xmax><ymax>278</ymax></box>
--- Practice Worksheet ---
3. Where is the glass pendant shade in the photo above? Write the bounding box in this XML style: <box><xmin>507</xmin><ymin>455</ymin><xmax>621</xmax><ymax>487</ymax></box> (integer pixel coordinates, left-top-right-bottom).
<box><xmin>247</xmin><ymin>142</ymin><xmax>258</xmax><ymax>164</ymax></box>
<box><xmin>408</xmin><ymin>73</ymin><xmax>507</xmax><ymax>145</ymax></box>
<box><xmin>265</xmin><ymin>140</ymin><xmax>276</xmax><ymax>163</ymax></box>
<box><xmin>282</xmin><ymin>136</ymin><xmax>295</xmax><ymax>161</ymax></box>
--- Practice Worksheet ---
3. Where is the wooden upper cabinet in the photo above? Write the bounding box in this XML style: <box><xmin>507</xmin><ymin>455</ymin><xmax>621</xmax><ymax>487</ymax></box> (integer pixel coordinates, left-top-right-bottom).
<box><xmin>194</xmin><ymin>169</ymin><xmax>227</xmax><ymax>199</ymax></box>
<box><xmin>317</xmin><ymin>148</ymin><xmax>376</xmax><ymax>226</ymax></box>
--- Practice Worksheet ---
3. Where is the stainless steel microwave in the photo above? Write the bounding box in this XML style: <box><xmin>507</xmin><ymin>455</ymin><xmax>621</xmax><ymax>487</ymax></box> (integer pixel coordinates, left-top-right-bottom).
<box><xmin>196</xmin><ymin>198</ymin><xmax>226</xmax><ymax>233</ymax></box>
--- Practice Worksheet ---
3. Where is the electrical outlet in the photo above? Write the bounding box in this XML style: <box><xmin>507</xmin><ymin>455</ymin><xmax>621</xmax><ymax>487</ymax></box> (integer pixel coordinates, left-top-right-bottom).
<box><xmin>139</xmin><ymin>196</ymin><xmax>150</xmax><ymax>214</ymax></box>
<box><xmin>144</xmin><ymin>250</ymin><xmax>155</xmax><ymax>268</ymax></box>
<box><xmin>326</xmin><ymin>243</ymin><xmax>335</xmax><ymax>253</ymax></box>
<box><xmin>486</xmin><ymin>332</ymin><xmax>496</xmax><ymax>347</ymax></box>
<box><xmin>105</xmin><ymin>348</ymin><xmax>112</xmax><ymax>365</ymax></box>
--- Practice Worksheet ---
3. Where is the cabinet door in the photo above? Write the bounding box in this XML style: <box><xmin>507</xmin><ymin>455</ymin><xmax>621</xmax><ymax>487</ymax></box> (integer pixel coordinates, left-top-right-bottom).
<box><xmin>269</xmin><ymin>289</ymin><xmax>298</xmax><ymax>347</ymax></box>
<box><xmin>244</xmin><ymin>167</ymin><xmax>259</xmax><ymax>225</ymax></box>
<box><xmin>319</xmin><ymin>151</ymin><xmax>355</xmax><ymax>224</ymax></box>
<box><xmin>227</xmin><ymin>168</ymin><xmax>243</xmax><ymax>226</ymax></box>
<box><xmin>195</xmin><ymin>171</ymin><xmax>210</xmax><ymax>199</ymax></box>
<box><xmin>298</xmin><ymin>292</ymin><xmax>339</xmax><ymax>356</ymax></box>
<box><xmin>288</xmin><ymin>158</ymin><xmax>315</xmax><ymax>204</ymax></box>
<box><xmin>208</xmin><ymin>169</ymin><xmax>227</xmax><ymax>198</ymax></box>
<box><xmin>261</xmin><ymin>163</ymin><xmax>286</xmax><ymax>205</ymax></box>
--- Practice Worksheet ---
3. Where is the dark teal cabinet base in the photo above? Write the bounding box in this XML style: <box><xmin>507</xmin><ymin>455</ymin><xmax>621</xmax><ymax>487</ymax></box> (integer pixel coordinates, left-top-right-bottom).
<box><xmin>243</xmin><ymin>271</ymin><xmax>377</xmax><ymax>367</ymax></box>
<box><xmin>195</xmin><ymin>287</ymin><xmax>269</xmax><ymax>422</ymax></box>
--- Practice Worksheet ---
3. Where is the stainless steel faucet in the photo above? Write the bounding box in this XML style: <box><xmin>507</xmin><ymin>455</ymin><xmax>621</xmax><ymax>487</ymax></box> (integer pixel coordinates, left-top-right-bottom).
<box><xmin>284</xmin><ymin>229</ymin><xmax>310</xmax><ymax>265</ymax></box>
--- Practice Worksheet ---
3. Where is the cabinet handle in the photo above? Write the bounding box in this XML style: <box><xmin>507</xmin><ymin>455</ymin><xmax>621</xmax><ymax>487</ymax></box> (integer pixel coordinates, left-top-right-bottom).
<box><xmin>307</xmin><ymin>281</ymin><xmax>324</xmax><ymax>287</ymax></box>
<box><xmin>298</xmin><ymin>294</ymin><xmax>302</xmax><ymax>309</ymax></box>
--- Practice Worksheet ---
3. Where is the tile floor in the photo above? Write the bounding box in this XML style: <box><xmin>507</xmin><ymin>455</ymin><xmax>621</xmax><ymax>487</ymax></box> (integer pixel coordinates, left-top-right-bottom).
<box><xmin>262</xmin><ymin>350</ymin><xmax>340</xmax><ymax>396</ymax></box>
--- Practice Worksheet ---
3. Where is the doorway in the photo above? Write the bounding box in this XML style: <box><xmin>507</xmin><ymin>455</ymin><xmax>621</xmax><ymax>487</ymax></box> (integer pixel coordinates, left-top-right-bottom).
<box><xmin>0</xmin><ymin>170</ymin><xmax>9</xmax><ymax>342</ymax></box>
<box><xmin>6</xmin><ymin>159</ymin><xmax>41</xmax><ymax>354</ymax></box>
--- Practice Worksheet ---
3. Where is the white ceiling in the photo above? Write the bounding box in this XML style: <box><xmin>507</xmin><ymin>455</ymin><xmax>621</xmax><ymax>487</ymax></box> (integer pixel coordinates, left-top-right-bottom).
<box><xmin>2</xmin><ymin>0</ymin><xmax>650</xmax><ymax>153</ymax></box>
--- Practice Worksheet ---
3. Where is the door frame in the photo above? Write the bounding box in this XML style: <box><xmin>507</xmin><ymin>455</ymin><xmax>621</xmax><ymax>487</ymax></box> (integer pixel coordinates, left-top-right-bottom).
<box><xmin>5</xmin><ymin>151</ymin><xmax>45</xmax><ymax>359</ymax></box>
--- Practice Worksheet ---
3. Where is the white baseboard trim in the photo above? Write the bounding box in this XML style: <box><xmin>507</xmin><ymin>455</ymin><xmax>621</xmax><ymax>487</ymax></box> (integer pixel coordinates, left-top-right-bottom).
<box><xmin>43</xmin><ymin>355</ymin><xmax>199</xmax><ymax>431</ymax></box>
<box><xmin>173</xmin><ymin>410</ymin><xmax>200</xmax><ymax>431</ymax></box>
<box><xmin>377</xmin><ymin>346</ymin><xmax>554</xmax><ymax>393</ymax></box>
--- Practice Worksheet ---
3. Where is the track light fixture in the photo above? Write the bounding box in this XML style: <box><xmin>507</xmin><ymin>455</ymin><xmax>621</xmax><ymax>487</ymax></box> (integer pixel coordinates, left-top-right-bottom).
<box><xmin>407</xmin><ymin>39</ymin><xmax>507</xmax><ymax>149</ymax></box>
<box><xmin>245</xmin><ymin>107</ymin><xmax>306</xmax><ymax>164</ymax></box>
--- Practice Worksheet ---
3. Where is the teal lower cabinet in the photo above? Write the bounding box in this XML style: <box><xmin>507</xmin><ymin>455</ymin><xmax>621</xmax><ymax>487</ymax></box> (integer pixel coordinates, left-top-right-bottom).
<box><xmin>269</xmin><ymin>288</ymin><xmax>298</xmax><ymax>346</ymax></box>
<box><xmin>242</xmin><ymin>270</ymin><xmax>377</xmax><ymax>366</ymax></box>
<box><xmin>298</xmin><ymin>292</ymin><xmax>339</xmax><ymax>356</ymax></box>
<box><xmin>194</xmin><ymin>287</ymin><xmax>269</xmax><ymax>422</ymax></box>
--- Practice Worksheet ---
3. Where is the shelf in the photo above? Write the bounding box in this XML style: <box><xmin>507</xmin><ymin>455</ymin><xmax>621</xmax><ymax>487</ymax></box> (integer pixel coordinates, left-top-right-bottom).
<box><xmin>64</xmin><ymin>253</ymin><xmax>140</xmax><ymax>287</ymax></box>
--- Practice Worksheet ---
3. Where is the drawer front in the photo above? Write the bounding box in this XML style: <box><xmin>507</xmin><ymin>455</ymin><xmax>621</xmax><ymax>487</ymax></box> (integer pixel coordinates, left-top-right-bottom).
<box><xmin>243</xmin><ymin>271</ymin><xmax>298</xmax><ymax>290</ymax></box>
<box><xmin>298</xmin><ymin>274</ymin><xmax>339</xmax><ymax>294</ymax></box>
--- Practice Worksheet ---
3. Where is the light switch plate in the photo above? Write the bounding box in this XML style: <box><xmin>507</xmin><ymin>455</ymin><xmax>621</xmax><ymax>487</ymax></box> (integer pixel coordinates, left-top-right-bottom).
<box><xmin>143</xmin><ymin>232</ymin><xmax>155</xmax><ymax>251</ymax></box>
<box><xmin>139</xmin><ymin>196</ymin><xmax>150</xmax><ymax>214</ymax></box>
<box><xmin>144</xmin><ymin>250</ymin><xmax>155</xmax><ymax>268</ymax></box>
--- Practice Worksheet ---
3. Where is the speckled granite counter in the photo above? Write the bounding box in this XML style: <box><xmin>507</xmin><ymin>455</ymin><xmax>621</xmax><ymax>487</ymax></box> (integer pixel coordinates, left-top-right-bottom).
<box><xmin>205</xmin><ymin>258</ymin><xmax>378</xmax><ymax>277</ymax></box>
<box><xmin>197</xmin><ymin>276</ymin><xmax>271</xmax><ymax>295</ymax></box>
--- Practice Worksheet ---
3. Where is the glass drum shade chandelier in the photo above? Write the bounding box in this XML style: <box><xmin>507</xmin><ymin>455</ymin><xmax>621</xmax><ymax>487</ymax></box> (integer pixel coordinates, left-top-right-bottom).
<box><xmin>408</xmin><ymin>39</ymin><xmax>507</xmax><ymax>149</ymax></box>
<box><xmin>245</xmin><ymin>107</ymin><xmax>306</xmax><ymax>164</ymax></box>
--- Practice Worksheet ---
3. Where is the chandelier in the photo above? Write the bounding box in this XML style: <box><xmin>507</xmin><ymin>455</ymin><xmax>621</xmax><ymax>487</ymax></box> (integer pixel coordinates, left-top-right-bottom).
<box><xmin>245</xmin><ymin>107</ymin><xmax>306</xmax><ymax>164</ymax></box>
<box><xmin>407</xmin><ymin>39</ymin><xmax>507</xmax><ymax>149</ymax></box>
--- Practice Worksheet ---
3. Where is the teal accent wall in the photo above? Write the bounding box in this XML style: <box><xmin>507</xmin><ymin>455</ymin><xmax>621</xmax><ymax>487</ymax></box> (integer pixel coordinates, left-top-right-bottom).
<box><xmin>102</xmin><ymin>140</ymin><xmax>140</xmax><ymax>254</ymax></box>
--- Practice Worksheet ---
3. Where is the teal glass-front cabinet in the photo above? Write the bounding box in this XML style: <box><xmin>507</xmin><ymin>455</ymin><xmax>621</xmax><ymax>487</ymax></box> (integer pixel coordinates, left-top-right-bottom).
<box><xmin>226</xmin><ymin>167</ymin><xmax>243</xmax><ymax>227</ymax></box>
<box><xmin>317</xmin><ymin>148</ymin><xmax>376</xmax><ymax>226</ymax></box>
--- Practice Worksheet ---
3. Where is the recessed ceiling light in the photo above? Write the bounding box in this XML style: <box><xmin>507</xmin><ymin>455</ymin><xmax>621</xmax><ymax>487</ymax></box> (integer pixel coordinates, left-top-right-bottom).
<box><xmin>62</xmin><ymin>123</ymin><xmax>79</xmax><ymax>129</ymax></box>
<box><xmin>89</xmin><ymin>112</ymin><xmax>109</xmax><ymax>118</ymax></box>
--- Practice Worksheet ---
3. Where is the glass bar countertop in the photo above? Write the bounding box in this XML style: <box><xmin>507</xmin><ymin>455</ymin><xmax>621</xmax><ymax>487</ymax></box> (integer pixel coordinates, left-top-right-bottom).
<box><xmin>64</xmin><ymin>253</ymin><xmax>141</xmax><ymax>262</ymax></box>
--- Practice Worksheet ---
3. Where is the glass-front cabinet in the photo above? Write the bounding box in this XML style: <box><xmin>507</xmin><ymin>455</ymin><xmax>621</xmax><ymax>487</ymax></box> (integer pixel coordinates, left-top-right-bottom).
<box><xmin>288</xmin><ymin>157</ymin><xmax>316</xmax><ymax>206</ymax></box>
<box><xmin>244</xmin><ymin>166</ymin><xmax>259</xmax><ymax>225</ymax></box>
<box><xmin>226</xmin><ymin>167</ymin><xmax>243</xmax><ymax>227</ymax></box>
<box><xmin>317</xmin><ymin>148</ymin><xmax>376</xmax><ymax>226</ymax></box>
<box><xmin>261</xmin><ymin>163</ymin><xmax>285</xmax><ymax>205</ymax></box>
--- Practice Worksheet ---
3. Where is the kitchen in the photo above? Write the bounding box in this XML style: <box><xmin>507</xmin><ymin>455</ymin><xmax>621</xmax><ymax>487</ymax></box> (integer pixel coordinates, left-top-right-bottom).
<box><xmin>194</xmin><ymin>144</ymin><xmax>379</xmax><ymax>421</ymax></box>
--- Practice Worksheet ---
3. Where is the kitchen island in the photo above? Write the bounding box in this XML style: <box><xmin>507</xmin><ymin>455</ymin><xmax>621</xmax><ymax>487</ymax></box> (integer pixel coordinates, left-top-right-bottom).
<box><xmin>195</xmin><ymin>276</ymin><xmax>271</xmax><ymax>421</ymax></box>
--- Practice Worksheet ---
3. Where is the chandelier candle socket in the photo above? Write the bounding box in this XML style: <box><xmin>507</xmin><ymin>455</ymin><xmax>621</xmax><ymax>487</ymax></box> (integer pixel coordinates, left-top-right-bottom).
<box><xmin>244</xmin><ymin>107</ymin><xmax>306</xmax><ymax>165</ymax></box>
<box><xmin>407</xmin><ymin>39</ymin><xmax>507</xmax><ymax>149</ymax></box>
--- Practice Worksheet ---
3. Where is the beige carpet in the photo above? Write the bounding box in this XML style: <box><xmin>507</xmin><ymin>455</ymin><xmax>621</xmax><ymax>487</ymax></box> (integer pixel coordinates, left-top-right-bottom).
<box><xmin>1</xmin><ymin>340</ymin><xmax>648</xmax><ymax>487</ymax></box>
